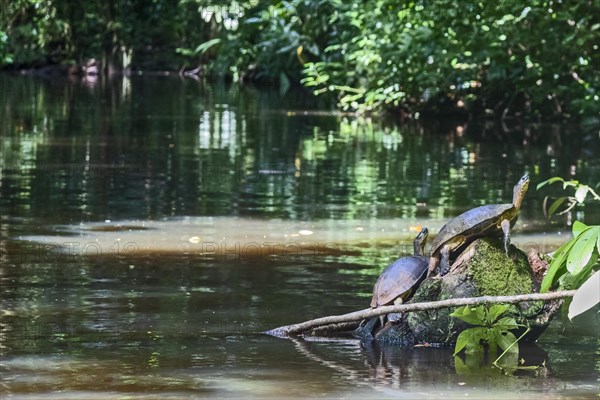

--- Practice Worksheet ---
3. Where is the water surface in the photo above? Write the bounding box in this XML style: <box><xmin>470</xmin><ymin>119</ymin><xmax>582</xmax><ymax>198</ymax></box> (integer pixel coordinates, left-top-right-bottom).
<box><xmin>0</xmin><ymin>74</ymin><xmax>598</xmax><ymax>398</ymax></box>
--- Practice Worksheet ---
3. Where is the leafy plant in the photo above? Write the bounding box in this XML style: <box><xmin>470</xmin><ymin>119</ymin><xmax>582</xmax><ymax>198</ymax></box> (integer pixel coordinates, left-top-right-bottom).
<box><xmin>451</xmin><ymin>304</ymin><xmax>521</xmax><ymax>358</ymax></box>
<box><xmin>537</xmin><ymin>176</ymin><xmax>600</xmax><ymax>314</ymax></box>
<box><xmin>540</xmin><ymin>221</ymin><xmax>600</xmax><ymax>293</ymax></box>
<box><xmin>537</xmin><ymin>177</ymin><xmax>600</xmax><ymax>218</ymax></box>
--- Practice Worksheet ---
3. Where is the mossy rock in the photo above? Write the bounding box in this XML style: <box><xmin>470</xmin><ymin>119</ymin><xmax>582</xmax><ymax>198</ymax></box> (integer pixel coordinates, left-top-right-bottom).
<box><xmin>359</xmin><ymin>238</ymin><xmax>558</xmax><ymax>346</ymax></box>
<box><xmin>464</xmin><ymin>238</ymin><xmax>533</xmax><ymax>295</ymax></box>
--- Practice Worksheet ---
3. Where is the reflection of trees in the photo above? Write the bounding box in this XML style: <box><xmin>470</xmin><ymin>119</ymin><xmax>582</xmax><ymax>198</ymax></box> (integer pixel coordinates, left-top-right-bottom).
<box><xmin>0</xmin><ymin>76</ymin><xmax>597</xmax><ymax>226</ymax></box>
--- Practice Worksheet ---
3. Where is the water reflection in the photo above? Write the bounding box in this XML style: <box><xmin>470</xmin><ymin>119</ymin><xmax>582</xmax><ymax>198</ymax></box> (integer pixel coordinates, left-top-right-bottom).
<box><xmin>2</xmin><ymin>75</ymin><xmax>598</xmax><ymax>225</ymax></box>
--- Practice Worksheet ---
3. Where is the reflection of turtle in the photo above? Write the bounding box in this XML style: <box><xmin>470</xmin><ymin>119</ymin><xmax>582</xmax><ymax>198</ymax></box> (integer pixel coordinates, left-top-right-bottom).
<box><xmin>428</xmin><ymin>173</ymin><xmax>530</xmax><ymax>277</ymax></box>
<box><xmin>370</xmin><ymin>228</ymin><xmax>429</xmax><ymax>316</ymax></box>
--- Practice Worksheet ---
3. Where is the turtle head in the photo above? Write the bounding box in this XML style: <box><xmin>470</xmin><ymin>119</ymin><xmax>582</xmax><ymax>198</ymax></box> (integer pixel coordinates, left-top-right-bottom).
<box><xmin>414</xmin><ymin>227</ymin><xmax>429</xmax><ymax>255</ymax></box>
<box><xmin>512</xmin><ymin>173</ymin><xmax>530</xmax><ymax>209</ymax></box>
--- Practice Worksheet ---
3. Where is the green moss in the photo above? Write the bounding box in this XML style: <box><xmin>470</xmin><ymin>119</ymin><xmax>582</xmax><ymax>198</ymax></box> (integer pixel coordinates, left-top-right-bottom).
<box><xmin>467</xmin><ymin>238</ymin><xmax>533</xmax><ymax>296</ymax></box>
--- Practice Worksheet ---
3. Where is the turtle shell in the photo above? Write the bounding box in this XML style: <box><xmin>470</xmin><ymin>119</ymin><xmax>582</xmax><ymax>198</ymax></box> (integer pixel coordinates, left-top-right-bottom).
<box><xmin>429</xmin><ymin>203</ymin><xmax>516</xmax><ymax>257</ymax></box>
<box><xmin>370</xmin><ymin>255</ymin><xmax>429</xmax><ymax>308</ymax></box>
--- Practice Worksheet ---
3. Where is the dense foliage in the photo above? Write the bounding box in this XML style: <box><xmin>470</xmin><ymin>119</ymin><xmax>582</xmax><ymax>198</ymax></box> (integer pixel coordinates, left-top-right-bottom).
<box><xmin>1</xmin><ymin>0</ymin><xmax>598</xmax><ymax>118</ymax></box>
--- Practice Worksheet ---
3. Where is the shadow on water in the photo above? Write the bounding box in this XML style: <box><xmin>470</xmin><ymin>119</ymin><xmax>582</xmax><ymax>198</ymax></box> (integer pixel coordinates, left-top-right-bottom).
<box><xmin>0</xmin><ymin>74</ymin><xmax>599</xmax><ymax>398</ymax></box>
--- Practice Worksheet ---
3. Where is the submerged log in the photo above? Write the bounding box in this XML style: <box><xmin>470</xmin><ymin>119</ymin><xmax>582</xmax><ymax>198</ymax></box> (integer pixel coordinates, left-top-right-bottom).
<box><xmin>355</xmin><ymin>238</ymin><xmax>558</xmax><ymax>346</ymax></box>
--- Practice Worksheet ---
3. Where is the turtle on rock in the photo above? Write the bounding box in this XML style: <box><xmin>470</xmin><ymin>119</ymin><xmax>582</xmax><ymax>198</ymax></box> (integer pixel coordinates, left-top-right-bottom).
<box><xmin>370</xmin><ymin>228</ymin><xmax>429</xmax><ymax>325</ymax></box>
<box><xmin>427</xmin><ymin>173</ymin><xmax>530</xmax><ymax>277</ymax></box>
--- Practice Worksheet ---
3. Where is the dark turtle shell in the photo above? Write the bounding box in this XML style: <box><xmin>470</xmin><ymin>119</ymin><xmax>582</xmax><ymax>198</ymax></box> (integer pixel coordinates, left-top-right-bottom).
<box><xmin>429</xmin><ymin>203</ymin><xmax>515</xmax><ymax>257</ymax></box>
<box><xmin>370</xmin><ymin>255</ymin><xmax>428</xmax><ymax>308</ymax></box>
<box><xmin>430</xmin><ymin>173</ymin><xmax>530</xmax><ymax>258</ymax></box>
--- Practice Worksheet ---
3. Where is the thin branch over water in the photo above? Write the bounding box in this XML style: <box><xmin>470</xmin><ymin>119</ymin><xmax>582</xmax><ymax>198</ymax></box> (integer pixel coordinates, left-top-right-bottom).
<box><xmin>264</xmin><ymin>290</ymin><xmax>576</xmax><ymax>337</ymax></box>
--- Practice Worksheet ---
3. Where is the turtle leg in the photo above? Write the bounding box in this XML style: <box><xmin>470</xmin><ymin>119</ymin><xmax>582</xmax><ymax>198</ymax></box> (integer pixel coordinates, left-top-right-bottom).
<box><xmin>427</xmin><ymin>257</ymin><xmax>438</xmax><ymax>277</ymax></box>
<box><xmin>386</xmin><ymin>298</ymin><xmax>404</xmax><ymax>323</ymax></box>
<box><xmin>380</xmin><ymin>298</ymin><xmax>403</xmax><ymax>326</ymax></box>
<box><xmin>439</xmin><ymin>245</ymin><xmax>451</xmax><ymax>276</ymax></box>
<box><xmin>501</xmin><ymin>219</ymin><xmax>511</xmax><ymax>255</ymax></box>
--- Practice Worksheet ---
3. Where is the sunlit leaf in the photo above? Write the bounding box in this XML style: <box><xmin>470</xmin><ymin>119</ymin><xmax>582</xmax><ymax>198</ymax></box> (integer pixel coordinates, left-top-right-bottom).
<box><xmin>568</xmin><ymin>270</ymin><xmax>600</xmax><ymax>320</ymax></box>
<box><xmin>572</xmin><ymin>221</ymin><xmax>589</xmax><ymax>237</ymax></box>
<box><xmin>566</xmin><ymin>227</ymin><xmax>598</xmax><ymax>275</ymax></box>
<box><xmin>536</xmin><ymin>176</ymin><xmax>564</xmax><ymax>190</ymax></box>
<box><xmin>450</xmin><ymin>305</ymin><xmax>485</xmax><ymax>325</ymax></box>
<box><xmin>193</xmin><ymin>38</ymin><xmax>222</xmax><ymax>55</ymax></box>
<box><xmin>541</xmin><ymin>237</ymin><xmax>578</xmax><ymax>292</ymax></box>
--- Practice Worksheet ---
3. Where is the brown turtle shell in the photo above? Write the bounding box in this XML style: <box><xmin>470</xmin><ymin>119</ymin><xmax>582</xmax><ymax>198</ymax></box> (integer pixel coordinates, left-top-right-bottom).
<box><xmin>370</xmin><ymin>255</ymin><xmax>429</xmax><ymax>308</ymax></box>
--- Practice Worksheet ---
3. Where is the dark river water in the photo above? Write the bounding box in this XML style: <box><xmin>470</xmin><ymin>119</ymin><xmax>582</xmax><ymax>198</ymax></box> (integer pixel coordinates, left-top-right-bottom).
<box><xmin>0</xmin><ymin>74</ymin><xmax>598</xmax><ymax>398</ymax></box>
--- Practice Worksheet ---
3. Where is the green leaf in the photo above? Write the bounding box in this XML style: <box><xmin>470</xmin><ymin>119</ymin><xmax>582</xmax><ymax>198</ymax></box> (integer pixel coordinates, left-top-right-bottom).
<box><xmin>536</xmin><ymin>177</ymin><xmax>563</xmax><ymax>190</ymax></box>
<box><xmin>487</xmin><ymin>304</ymin><xmax>509</xmax><ymax>323</ymax></box>
<box><xmin>547</xmin><ymin>197</ymin><xmax>567</xmax><ymax>217</ymax></box>
<box><xmin>465</xmin><ymin>327</ymin><xmax>489</xmax><ymax>354</ymax></box>
<box><xmin>563</xmin><ymin>180</ymin><xmax>578</xmax><ymax>190</ymax></box>
<box><xmin>454</xmin><ymin>329</ymin><xmax>471</xmax><ymax>355</ymax></box>
<box><xmin>568</xmin><ymin>270</ymin><xmax>600</xmax><ymax>320</ymax></box>
<box><xmin>494</xmin><ymin>316</ymin><xmax>519</xmax><ymax>331</ymax></box>
<box><xmin>450</xmin><ymin>305</ymin><xmax>485</xmax><ymax>325</ymax></box>
<box><xmin>566</xmin><ymin>227</ymin><xmax>598</xmax><ymax>275</ymax></box>
<box><xmin>572</xmin><ymin>221</ymin><xmax>589</xmax><ymax>237</ymax></box>
<box><xmin>193</xmin><ymin>38</ymin><xmax>222</xmax><ymax>56</ymax></box>
<box><xmin>495</xmin><ymin>330</ymin><xmax>518</xmax><ymax>353</ymax></box>
<box><xmin>454</xmin><ymin>327</ymin><xmax>491</xmax><ymax>355</ymax></box>
<box><xmin>541</xmin><ymin>237</ymin><xmax>578</xmax><ymax>292</ymax></box>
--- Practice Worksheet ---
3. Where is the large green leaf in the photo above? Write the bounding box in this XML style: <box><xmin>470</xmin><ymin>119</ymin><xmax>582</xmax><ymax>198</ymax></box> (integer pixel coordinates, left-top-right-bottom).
<box><xmin>465</xmin><ymin>327</ymin><xmax>489</xmax><ymax>354</ymax></box>
<box><xmin>493</xmin><ymin>330</ymin><xmax>519</xmax><ymax>370</ymax></box>
<box><xmin>572</xmin><ymin>221</ymin><xmax>589</xmax><ymax>237</ymax></box>
<box><xmin>566</xmin><ymin>227</ymin><xmax>599</xmax><ymax>275</ymax></box>
<box><xmin>454</xmin><ymin>329</ymin><xmax>471</xmax><ymax>355</ymax></box>
<box><xmin>541</xmin><ymin>237</ymin><xmax>578</xmax><ymax>292</ymax></box>
<box><xmin>494</xmin><ymin>329</ymin><xmax>518</xmax><ymax>353</ymax></box>
<box><xmin>568</xmin><ymin>270</ymin><xmax>600</xmax><ymax>320</ymax></box>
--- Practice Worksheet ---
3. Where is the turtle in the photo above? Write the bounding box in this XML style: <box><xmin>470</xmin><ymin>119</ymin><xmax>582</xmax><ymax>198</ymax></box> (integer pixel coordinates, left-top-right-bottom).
<box><xmin>370</xmin><ymin>228</ymin><xmax>429</xmax><ymax>325</ymax></box>
<box><xmin>427</xmin><ymin>173</ymin><xmax>530</xmax><ymax>277</ymax></box>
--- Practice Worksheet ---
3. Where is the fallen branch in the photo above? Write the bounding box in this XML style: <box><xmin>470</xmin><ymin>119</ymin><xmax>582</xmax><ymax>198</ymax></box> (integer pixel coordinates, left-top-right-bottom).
<box><xmin>264</xmin><ymin>290</ymin><xmax>576</xmax><ymax>337</ymax></box>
